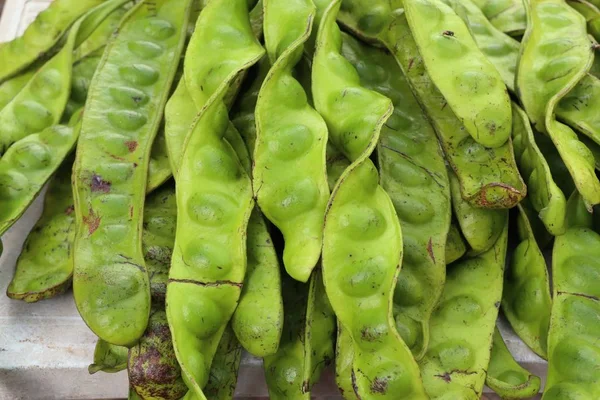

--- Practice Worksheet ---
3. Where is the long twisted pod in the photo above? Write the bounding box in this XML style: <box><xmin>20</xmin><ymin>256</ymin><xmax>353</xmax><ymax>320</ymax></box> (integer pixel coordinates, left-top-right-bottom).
<box><xmin>253</xmin><ymin>0</ymin><xmax>330</xmax><ymax>282</ymax></box>
<box><xmin>517</xmin><ymin>0</ymin><xmax>600</xmax><ymax>208</ymax></box>
<box><xmin>486</xmin><ymin>328</ymin><xmax>542</xmax><ymax>399</ymax></box>
<box><xmin>316</xmin><ymin>1</ymin><xmax>426</xmax><ymax>398</ymax></box>
<box><xmin>72</xmin><ymin>0</ymin><xmax>192</xmax><ymax>346</ymax></box>
<box><xmin>419</xmin><ymin>222</ymin><xmax>508</xmax><ymax>399</ymax></box>
<box><xmin>264</xmin><ymin>269</ymin><xmax>335</xmax><ymax>399</ymax></box>
<box><xmin>544</xmin><ymin>192</ymin><xmax>600</xmax><ymax>399</ymax></box>
<box><xmin>502</xmin><ymin>204</ymin><xmax>552</xmax><ymax>358</ymax></box>
<box><xmin>449</xmin><ymin>171</ymin><xmax>507</xmax><ymax>255</ymax></box>
<box><xmin>337</xmin><ymin>2</ymin><xmax>525</xmax><ymax>208</ymax></box>
<box><xmin>0</xmin><ymin>0</ymin><xmax>105</xmax><ymax>83</ymax></box>
<box><xmin>166</xmin><ymin>1</ymin><xmax>264</xmax><ymax>398</ymax></box>
<box><xmin>341</xmin><ymin>32</ymin><xmax>450</xmax><ymax>359</ymax></box>
<box><xmin>404</xmin><ymin>0</ymin><xmax>512</xmax><ymax>149</ymax></box>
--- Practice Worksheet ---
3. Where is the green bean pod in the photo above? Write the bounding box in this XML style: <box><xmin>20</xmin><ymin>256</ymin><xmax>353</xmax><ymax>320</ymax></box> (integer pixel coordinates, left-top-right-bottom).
<box><xmin>88</xmin><ymin>339</ymin><xmax>128</xmax><ymax>374</ymax></box>
<box><xmin>0</xmin><ymin>0</ymin><xmax>105</xmax><ymax>83</ymax></box>
<box><xmin>342</xmin><ymin>32</ymin><xmax>451</xmax><ymax>359</ymax></box>
<box><xmin>404</xmin><ymin>0</ymin><xmax>513</xmax><ymax>148</ymax></box>
<box><xmin>517</xmin><ymin>0</ymin><xmax>600</xmax><ymax>208</ymax></box>
<box><xmin>166</xmin><ymin>1</ymin><xmax>263</xmax><ymax>397</ymax></box>
<box><xmin>72</xmin><ymin>0</ymin><xmax>192</xmax><ymax>347</ymax></box>
<box><xmin>512</xmin><ymin>103</ymin><xmax>567</xmax><ymax>236</ymax></box>
<box><xmin>147</xmin><ymin>128</ymin><xmax>173</xmax><ymax>193</ymax></box>
<box><xmin>264</xmin><ymin>269</ymin><xmax>335</xmax><ymax>399</ymax></box>
<box><xmin>335</xmin><ymin>323</ymin><xmax>358</xmax><ymax>400</ymax></box>
<box><xmin>337</xmin><ymin>3</ymin><xmax>526</xmax><ymax>208</ymax></box>
<box><xmin>419</xmin><ymin>221</ymin><xmax>508</xmax><ymax>399</ymax></box>
<box><xmin>568</xmin><ymin>0</ymin><xmax>600</xmax><ymax>41</ymax></box>
<box><xmin>445</xmin><ymin>222</ymin><xmax>467</xmax><ymax>265</ymax></box>
<box><xmin>472</xmin><ymin>0</ymin><xmax>527</xmax><ymax>36</ymax></box>
<box><xmin>73</xmin><ymin>5</ymin><xmax>128</xmax><ymax>62</ymax></box>
<box><xmin>449</xmin><ymin>170</ymin><xmax>508</xmax><ymax>254</ymax></box>
<box><xmin>317</xmin><ymin>2</ymin><xmax>426</xmax><ymax>398</ymax></box>
<box><xmin>0</xmin><ymin>70</ymin><xmax>36</xmax><ymax>111</ymax></box>
<box><xmin>253</xmin><ymin>0</ymin><xmax>330</xmax><ymax>282</ymax></box>
<box><xmin>544</xmin><ymin>192</ymin><xmax>600</xmax><ymax>399</ymax></box>
<box><xmin>486</xmin><ymin>328</ymin><xmax>542</xmax><ymax>399</ymax></box>
<box><xmin>231</xmin><ymin>208</ymin><xmax>284</xmax><ymax>357</ymax></box>
<box><xmin>0</xmin><ymin>0</ymin><xmax>130</xmax><ymax>155</ymax></box>
<box><xmin>6</xmin><ymin>160</ymin><xmax>75</xmax><ymax>302</ymax></box>
<box><xmin>63</xmin><ymin>51</ymin><xmax>103</xmax><ymax>122</ymax></box>
<box><xmin>0</xmin><ymin>113</ymin><xmax>81</xmax><ymax>242</ymax></box>
<box><xmin>503</xmin><ymin>204</ymin><xmax>552</xmax><ymax>358</ymax></box>
<box><xmin>556</xmin><ymin>73</ymin><xmax>600</xmax><ymax>146</ymax></box>
<box><xmin>203</xmin><ymin>324</ymin><xmax>243</xmax><ymax>400</ymax></box>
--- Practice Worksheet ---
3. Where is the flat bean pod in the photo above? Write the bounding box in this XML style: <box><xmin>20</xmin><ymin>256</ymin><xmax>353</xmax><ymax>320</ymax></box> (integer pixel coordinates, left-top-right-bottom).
<box><xmin>72</xmin><ymin>0</ymin><xmax>192</xmax><ymax>346</ymax></box>
<box><xmin>449</xmin><ymin>170</ymin><xmax>508</xmax><ymax>254</ymax></box>
<box><xmin>73</xmin><ymin>5</ymin><xmax>128</xmax><ymax>62</ymax></box>
<box><xmin>502</xmin><ymin>204</ymin><xmax>552</xmax><ymax>358</ymax></box>
<box><xmin>0</xmin><ymin>113</ymin><xmax>81</xmax><ymax>242</ymax></box>
<box><xmin>316</xmin><ymin>1</ymin><xmax>426</xmax><ymax>398</ymax></box>
<box><xmin>486</xmin><ymin>328</ymin><xmax>542</xmax><ymax>399</ymax></box>
<box><xmin>264</xmin><ymin>269</ymin><xmax>335</xmax><ymax>399</ymax></box>
<box><xmin>556</xmin><ymin>73</ymin><xmax>600</xmax><ymax>146</ymax></box>
<box><xmin>0</xmin><ymin>69</ymin><xmax>36</xmax><ymax>111</ymax></box>
<box><xmin>419</xmin><ymin>222</ymin><xmax>508</xmax><ymax>399</ymax></box>
<box><xmin>445</xmin><ymin>222</ymin><xmax>467</xmax><ymax>265</ymax></box>
<box><xmin>544</xmin><ymin>192</ymin><xmax>600</xmax><ymax>399</ymax></box>
<box><xmin>472</xmin><ymin>0</ymin><xmax>527</xmax><ymax>36</ymax></box>
<box><xmin>568</xmin><ymin>0</ymin><xmax>600</xmax><ymax>41</ymax></box>
<box><xmin>253</xmin><ymin>0</ymin><xmax>330</xmax><ymax>282</ymax></box>
<box><xmin>334</xmin><ymin>323</ymin><xmax>358</xmax><ymax>400</ymax></box>
<box><xmin>88</xmin><ymin>339</ymin><xmax>128</xmax><ymax>374</ymax></box>
<box><xmin>512</xmin><ymin>103</ymin><xmax>567</xmax><ymax>235</ymax></box>
<box><xmin>203</xmin><ymin>324</ymin><xmax>242</xmax><ymax>400</ymax></box>
<box><xmin>342</xmin><ymin>32</ymin><xmax>451</xmax><ymax>359</ymax></box>
<box><xmin>405</xmin><ymin>0</ymin><xmax>513</xmax><ymax>149</ymax></box>
<box><xmin>63</xmin><ymin>51</ymin><xmax>103</xmax><ymax>122</ymax></box>
<box><xmin>147</xmin><ymin>128</ymin><xmax>173</xmax><ymax>193</ymax></box>
<box><xmin>6</xmin><ymin>160</ymin><xmax>75</xmax><ymax>302</ymax></box>
<box><xmin>337</xmin><ymin>4</ymin><xmax>526</xmax><ymax>208</ymax></box>
<box><xmin>0</xmin><ymin>0</ymin><xmax>104</xmax><ymax>83</ymax></box>
<box><xmin>517</xmin><ymin>0</ymin><xmax>600</xmax><ymax>208</ymax></box>
<box><xmin>166</xmin><ymin>1</ymin><xmax>263</xmax><ymax>397</ymax></box>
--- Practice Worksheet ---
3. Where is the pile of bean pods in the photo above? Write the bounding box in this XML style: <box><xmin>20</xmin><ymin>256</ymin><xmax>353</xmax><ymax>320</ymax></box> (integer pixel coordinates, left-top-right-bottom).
<box><xmin>2</xmin><ymin>0</ymin><xmax>600</xmax><ymax>398</ymax></box>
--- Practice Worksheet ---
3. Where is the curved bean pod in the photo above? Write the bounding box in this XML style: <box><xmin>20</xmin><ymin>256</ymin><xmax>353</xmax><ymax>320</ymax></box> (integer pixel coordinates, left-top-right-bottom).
<box><xmin>0</xmin><ymin>0</ymin><xmax>129</xmax><ymax>155</ymax></box>
<box><xmin>0</xmin><ymin>0</ymin><xmax>104</xmax><ymax>83</ymax></box>
<box><xmin>264</xmin><ymin>269</ymin><xmax>335</xmax><ymax>399</ymax></box>
<box><xmin>0</xmin><ymin>70</ymin><xmax>36</xmax><ymax>111</ymax></box>
<box><xmin>486</xmin><ymin>328</ymin><xmax>542</xmax><ymax>399</ymax></box>
<box><xmin>445</xmin><ymin>222</ymin><xmax>467</xmax><ymax>265</ymax></box>
<box><xmin>544</xmin><ymin>192</ymin><xmax>600</xmax><ymax>399</ymax></box>
<box><xmin>342</xmin><ymin>32</ymin><xmax>450</xmax><ymax>359</ymax></box>
<box><xmin>334</xmin><ymin>323</ymin><xmax>358</xmax><ymax>400</ymax></box>
<box><xmin>6</xmin><ymin>160</ymin><xmax>75</xmax><ymax>302</ymax></box>
<box><xmin>203</xmin><ymin>324</ymin><xmax>242</xmax><ymax>400</ymax></box>
<box><xmin>253</xmin><ymin>0</ymin><xmax>330</xmax><ymax>282</ymax></box>
<box><xmin>88</xmin><ymin>339</ymin><xmax>128</xmax><ymax>374</ymax></box>
<box><xmin>517</xmin><ymin>0</ymin><xmax>600</xmax><ymax>208</ymax></box>
<box><xmin>316</xmin><ymin>2</ymin><xmax>426</xmax><ymax>398</ymax></box>
<box><xmin>568</xmin><ymin>0</ymin><xmax>600</xmax><ymax>41</ymax></box>
<box><xmin>72</xmin><ymin>0</ymin><xmax>192</xmax><ymax>346</ymax></box>
<box><xmin>337</xmin><ymin>3</ymin><xmax>526</xmax><ymax>208</ymax></box>
<box><xmin>0</xmin><ymin>113</ymin><xmax>81</xmax><ymax>241</ymax></box>
<box><xmin>147</xmin><ymin>128</ymin><xmax>173</xmax><ymax>193</ymax></box>
<box><xmin>73</xmin><ymin>5</ymin><xmax>128</xmax><ymax>62</ymax></box>
<box><xmin>556</xmin><ymin>73</ymin><xmax>600</xmax><ymax>146</ymax></box>
<box><xmin>449</xmin><ymin>170</ymin><xmax>508</xmax><ymax>254</ymax></box>
<box><xmin>502</xmin><ymin>204</ymin><xmax>552</xmax><ymax>358</ymax></box>
<box><xmin>63</xmin><ymin>51</ymin><xmax>103</xmax><ymax>122</ymax></box>
<box><xmin>473</xmin><ymin>0</ymin><xmax>527</xmax><ymax>36</ymax></box>
<box><xmin>419</xmin><ymin>221</ymin><xmax>508</xmax><ymax>399</ymax></box>
<box><xmin>166</xmin><ymin>1</ymin><xmax>263</xmax><ymax>397</ymax></box>
<box><xmin>512</xmin><ymin>103</ymin><xmax>567</xmax><ymax>235</ymax></box>
<box><xmin>405</xmin><ymin>0</ymin><xmax>512</xmax><ymax>148</ymax></box>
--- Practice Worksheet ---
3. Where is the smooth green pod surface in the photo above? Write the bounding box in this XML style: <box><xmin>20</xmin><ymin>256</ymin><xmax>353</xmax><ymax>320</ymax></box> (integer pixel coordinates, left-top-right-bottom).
<box><xmin>6</xmin><ymin>160</ymin><xmax>75</xmax><ymax>302</ymax></box>
<box><xmin>405</xmin><ymin>0</ymin><xmax>513</xmax><ymax>148</ymax></box>
<box><xmin>342</xmin><ymin>32</ymin><xmax>450</xmax><ymax>359</ymax></box>
<box><xmin>503</xmin><ymin>205</ymin><xmax>552</xmax><ymax>358</ymax></box>
<box><xmin>544</xmin><ymin>192</ymin><xmax>600</xmax><ymax>399</ymax></box>
<box><xmin>72</xmin><ymin>0</ymin><xmax>192</xmax><ymax>347</ymax></box>
<box><xmin>253</xmin><ymin>0</ymin><xmax>330</xmax><ymax>283</ymax></box>
<box><xmin>449</xmin><ymin>170</ymin><xmax>508</xmax><ymax>254</ymax></box>
<box><xmin>556</xmin><ymin>73</ymin><xmax>600</xmax><ymax>146</ymax></box>
<box><xmin>0</xmin><ymin>115</ymin><xmax>80</xmax><ymax>240</ymax></box>
<box><xmin>517</xmin><ymin>0</ymin><xmax>600</xmax><ymax>208</ymax></box>
<box><xmin>63</xmin><ymin>51</ymin><xmax>103</xmax><ymax>122</ymax></box>
<box><xmin>473</xmin><ymin>0</ymin><xmax>527</xmax><ymax>35</ymax></box>
<box><xmin>512</xmin><ymin>103</ymin><xmax>567</xmax><ymax>236</ymax></box>
<box><xmin>0</xmin><ymin>69</ymin><xmax>36</xmax><ymax>111</ymax></box>
<box><xmin>0</xmin><ymin>0</ymin><xmax>104</xmax><ymax>83</ymax></box>
<box><xmin>419</xmin><ymin>222</ymin><xmax>508</xmax><ymax>399</ymax></box>
<box><xmin>317</xmin><ymin>2</ymin><xmax>426</xmax><ymax>398</ymax></box>
<box><xmin>203</xmin><ymin>324</ymin><xmax>242</xmax><ymax>400</ymax></box>
<box><xmin>486</xmin><ymin>328</ymin><xmax>542</xmax><ymax>399</ymax></box>
<box><xmin>445</xmin><ymin>222</ymin><xmax>467</xmax><ymax>265</ymax></box>
<box><xmin>334</xmin><ymin>323</ymin><xmax>359</xmax><ymax>400</ymax></box>
<box><xmin>73</xmin><ymin>5</ymin><xmax>128</xmax><ymax>62</ymax></box>
<box><xmin>166</xmin><ymin>1</ymin><xmax>263</xmax><ymax>398</ymax></box>
<box><xmin>336</xmin><ymin>4</ymin><xmax>526</xmax><ymax>208</ymax></box>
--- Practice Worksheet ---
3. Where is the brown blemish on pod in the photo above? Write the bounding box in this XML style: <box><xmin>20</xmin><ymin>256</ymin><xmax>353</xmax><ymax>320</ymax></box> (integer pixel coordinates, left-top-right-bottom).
<box><xmin>83</xmin><ymin>208</ymin><xmax>101</xmax><ymax>235</ymax></box>
<box><xmin>90</xmin><ymin>174</ymin><xmax>111</xmax><ymax>193</ymax></box>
